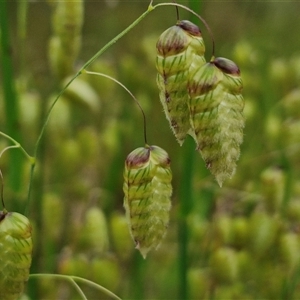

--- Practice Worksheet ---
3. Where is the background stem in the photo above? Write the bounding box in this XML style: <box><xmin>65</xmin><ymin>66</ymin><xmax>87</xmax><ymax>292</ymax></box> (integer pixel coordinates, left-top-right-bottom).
<box><xmin>178</xmin><ymin>137</ymin><xmax>195</xmax><ymax>300</ymax></box>
<box><xmin>0</xmin><ymin>0</ymin><xmax>24</xmax><ymax>208</ymax></box>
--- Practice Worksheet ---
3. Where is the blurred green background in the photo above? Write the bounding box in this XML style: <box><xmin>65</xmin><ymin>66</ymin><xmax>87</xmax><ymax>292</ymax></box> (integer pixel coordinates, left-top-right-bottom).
<box><xmin>1</xmin><ymin>0</ymin><xmax>300</xmax><ymax>299</ymax></box>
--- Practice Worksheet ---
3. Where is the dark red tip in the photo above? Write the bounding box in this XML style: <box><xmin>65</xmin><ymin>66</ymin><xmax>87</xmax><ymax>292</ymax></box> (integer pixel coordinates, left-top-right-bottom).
<box><xmin>213</xmin><ymin>57</ymin><xmax>240</xmax><ymax>75</ymax></box>
<box><xmin>177</xmin><ymin>20</ymin><xmax>201</xmax><ymax>37</ymax></box>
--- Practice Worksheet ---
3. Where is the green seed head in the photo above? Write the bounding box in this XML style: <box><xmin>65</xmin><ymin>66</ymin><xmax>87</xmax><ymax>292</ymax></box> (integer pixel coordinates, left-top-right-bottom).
<box><xmin>209</xmin><ymin>247</ymin><xmax>239</xmax><ymax>284</ymax></box>
<box><xmin>0</xmin><ymin>211</ymin><xmax>33</xmax><ymax>300</ymax></box>
<box><xmin>123</xmin><ymin>145</ymin><xmax>172</xmax><ymax>258</ymax></box>
<box><xmin>156</xmin><ymin>21</ymin><xmax>206</xmax><ymax>145</ymax></box>
<box><xmin>279</xmin><ymin>232</ymin><xmax>300</xmax><ymax>272</ymax></box>
<box><xmin>260</xmin><ymin>167</ymin><xmax>285</xmax><ymax>213</ymax></box>
<box><xmin>188</xmin><ymin>57</ymin><xmax>245</xmax><ymax>186</ymax></box>
<box><xmin>78</xmin><ymin>207</ymin><xmax>109</xmax><ymax>254</ymax></box>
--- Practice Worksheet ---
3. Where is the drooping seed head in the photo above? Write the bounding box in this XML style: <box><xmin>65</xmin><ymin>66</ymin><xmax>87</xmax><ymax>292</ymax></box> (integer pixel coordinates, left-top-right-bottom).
<box><xmin>123</xmin><ymin>145</ymin><xmax>172</xmax><ymax>258</ymax></box>
<box><xmin>0</xmin><ymin>211</ymin><xmax>33</xmax><ymax>300</ymax></box>
<box><xmin>188</xmin><ymin>56</ymin><xmax>245</xmax><ymax>186</ymax></box>
<box><xmin>156</xmin><ymin>20</ymin><xmax>206</xmax><ymax>145</ymax></box>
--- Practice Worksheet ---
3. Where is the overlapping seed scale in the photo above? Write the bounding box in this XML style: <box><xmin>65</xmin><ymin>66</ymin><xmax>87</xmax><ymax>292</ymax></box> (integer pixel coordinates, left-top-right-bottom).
<box><xmin>0</xmin><ymin>212</ymin><xmax>33</xmax><ymax>300</ymax></box>
<box><xmin>123</xmin><ymin>146</ymin><xmax>172</xmax><ymax>258</ymax></box>
<box><xmin>188</xmin><ymin>62</ymin><xmax>224</xmax><ymax>144</ymax></box>
<box><xmin>156</xmin><ymin>20</ymin><xmax>206</xmax><ymax>145</ymax></box>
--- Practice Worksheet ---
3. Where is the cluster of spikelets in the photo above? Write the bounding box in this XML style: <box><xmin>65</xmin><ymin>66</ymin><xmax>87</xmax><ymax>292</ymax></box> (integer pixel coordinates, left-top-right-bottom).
<box><xmin>0</xmin><ymin>210</ymin><xmax>33</xmax><ymax>300</ymax></box>
<box><xmin>123</xmin><ymin>20</ymin><xmax>245</xmax><ymax>258</ymax></box>
<box><xmin>156</xmin><ymin>20</ymin><xmax>245</xmax><ymax>187</ymax></box>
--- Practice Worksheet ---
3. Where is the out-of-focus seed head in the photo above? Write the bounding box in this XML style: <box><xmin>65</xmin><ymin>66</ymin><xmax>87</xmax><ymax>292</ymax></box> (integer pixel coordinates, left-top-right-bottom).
<box><xmin>247</xmin><ymin>212</ymin><xmax>279</xmax><ymax>258</ymax></box>
<box><xmin>209</xmin><ymin>247</ymin><xmax>239</xmax><ymax>284</ymax></box>
<box><xmin>279</xmin><ymin>232</ymin><xmax>300</xmax><ymax>272</ymax></box>
<box><xmin>260</xmin><ymin>167</ymin><xmax>285</xmax><ymax>213</ymax></box>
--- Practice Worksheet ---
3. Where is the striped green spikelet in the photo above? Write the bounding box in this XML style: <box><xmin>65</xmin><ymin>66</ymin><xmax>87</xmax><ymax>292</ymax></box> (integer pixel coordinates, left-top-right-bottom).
<box><xmin>156</xmin><ymin>20</ymin><xmax>206</xmax><ymax>145</ymax></box>
<box><xmin>0</xmin><ymin>211</ymin><xmax>33</xmax><ymax>300</ymax></box>
<box><xmin>123</xmin><ymin>145</ymin><xmax>172</xmax><ymax>258</ymax></box>
<box><xmin>188</xmin><ymin>57</ymin><xmax>245</xmax><ymax>186</ymax></box>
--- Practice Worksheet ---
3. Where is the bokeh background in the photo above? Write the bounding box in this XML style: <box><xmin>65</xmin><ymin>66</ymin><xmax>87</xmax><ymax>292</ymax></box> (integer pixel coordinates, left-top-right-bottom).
<box><xmin>1</xmin><ymin>0</ymin><xmax>300</xmax><ymax>299</ymax></box>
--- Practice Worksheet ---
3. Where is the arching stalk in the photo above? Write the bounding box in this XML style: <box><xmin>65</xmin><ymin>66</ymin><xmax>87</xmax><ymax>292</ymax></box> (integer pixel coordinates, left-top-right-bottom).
<box><xmin>84</xmin><ymin>70</ymin><xmax>148</xmax><ymax>145</ymax></box>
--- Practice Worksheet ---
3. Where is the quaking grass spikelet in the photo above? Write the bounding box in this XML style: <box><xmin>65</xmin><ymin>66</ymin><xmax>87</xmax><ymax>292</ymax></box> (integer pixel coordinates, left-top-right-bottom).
<box><xmin>123</xmin><ymin>145</ymin><xmax>172</xmax><ymax>258</ymax></box>
<box><xmin>188</xmin><ymin>57</ymin><xmax>245</xmax><ymax>186</ymax></box>
<box><xmin>0</xmin><ymin>210</ymin><xmax>33</xmax><ymax>300</ymax></box>
<box><xmin>156</xmin><ymin>20</ymin><xmax>206</xmax><ymax>145</ymax></box>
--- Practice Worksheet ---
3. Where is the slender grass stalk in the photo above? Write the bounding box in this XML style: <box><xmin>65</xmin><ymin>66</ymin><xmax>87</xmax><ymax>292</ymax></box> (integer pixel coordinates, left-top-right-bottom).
<box><xmin>84</xmin><ymin>71</ymin><xmax>148</xmax><ymax>145</ymax></box>
<box><xmin>0</xmin><ymin>0</ymin><xmax>24</xmax><ymax>200</ymax></box>
<box><xmin>0</xmin><ymin>131</ymin><xmax>34</xmax><ymax>163</ymax></box>
<box><xmin>17</xmin><ymin>0</ymin><xmax>29</xmax><ymax>84</ymax></box>
<box><xmin>29</xmin><ymin>273</ymin><xmax>122</xmax><ymax>300</ymax></box>
<box><xmin>131</xmin><ymin>252</ymin><xmax>145</xmax><ymax>300</ymax></box>
<box><xmin>178</xmin><ymin>137</ymin><xmax>195</xmax><ymax>300</ymax></box>
<box><xmin>175</xmin><ymin>2</ymin><xmax>205</xmax><ymax>299</ymax></box>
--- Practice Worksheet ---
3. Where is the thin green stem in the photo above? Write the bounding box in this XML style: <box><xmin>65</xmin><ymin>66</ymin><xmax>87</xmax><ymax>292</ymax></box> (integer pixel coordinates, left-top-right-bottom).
<box><xmin>0</xmin><ymin>131</ymin><xmax>35</xmax><ymax>214</ymax></box>
<box><xmin>17</xmin><ymin>0</ymin><xmax>29</xmax><ymax>82</ymax></box>
<box><xmin>84</xmin><ymin>70</ymin><xmax>148</xmax><ymax>145</ymax></box>
<box><xmin>70</xmin><ymin>280</ymin><xmax>88</xmax><ymax>300</ymax></box>
<box><xmin>29</xmin><ymin>273</ymin><xmax>122</xmax><ymax>300</ymax></box>
<box><xmin>0</xmin><ymin>131</ymin><xmax>35</xmax><ymax>164</ymax></box>
<box><xmin>0</xmin><ymin>169</ymin><xmax>5</xmax><ymax>209</ymax></box>
<box><xmin>178</xmin><ymin>137</ymin><xmax>195</xmax><ymax>300</ymax></box>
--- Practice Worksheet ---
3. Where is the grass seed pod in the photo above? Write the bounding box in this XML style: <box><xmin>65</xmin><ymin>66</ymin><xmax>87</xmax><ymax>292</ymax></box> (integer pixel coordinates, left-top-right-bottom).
<box><xmin>156</xmin><ymin>21</ymin><xmax>206</xmax><ymax>145</ymax></box>
<box><xmin>123</xmin><ymin>145</ymin><xmax>172</xmax><ymax>258</ymax></box>
<box><xmin>0</xmin><ymin>211</ymin><xmax>33</xmax><ymax>300</ymax></box>
<box><xmin>188</xmin><ymin>57</ymin><xmax>244</xmax><ymax>186</ymax></box>
<box><xmin>209</xmin><ymin>246</ymin><xmax>239</xmax><ymax>284</ymax></box>
<box><xmin>78</xmin><ymin>207</ymin><xmax>109</xmax><ymax>254</ymax></box>
<box><xmin>279</xmin><ymin>232</ymin><xmax>300</xmax><ymax>272</ymax></box>
<box><xmin>212</xmin><ymin>57</ymin><xmax>245</xmax><ymax>185</ymax></box>
<box><xmin>49</xmin><ymin>0</ymin><xmax>83</xmax><ymax>80</ymax></box>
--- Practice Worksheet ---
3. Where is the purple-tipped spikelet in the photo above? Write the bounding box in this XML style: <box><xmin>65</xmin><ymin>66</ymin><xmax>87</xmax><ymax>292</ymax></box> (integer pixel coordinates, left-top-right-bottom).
<box><xmin>188</xmin><ymin>57</ymin><xmax>245</xmax><ymax>186</ymax></box>
<box><xmin>156</xmin><ymin>20</ymin><xmax>206</xmax><ymax>145</ymax></box>
<box><xmin>123</xmin><ymin>145</ymin><xmax>172</xmax><ymax>258</ymax></box>
<box><xmin>0</xmin><ymin>211</ymin><xmax>33</xmax><ymax>300</ymax></box>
